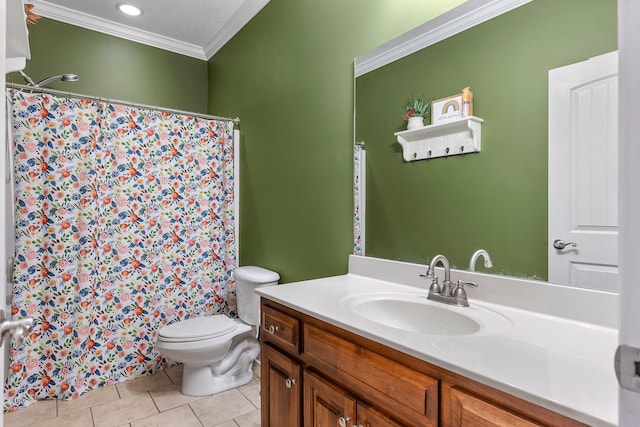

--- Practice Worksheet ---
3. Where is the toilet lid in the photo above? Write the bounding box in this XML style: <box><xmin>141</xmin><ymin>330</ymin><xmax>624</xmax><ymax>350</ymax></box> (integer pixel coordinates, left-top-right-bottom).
<box><xmin>158</xmin><ymin>315</ymin><xmax>236</xmax><ymax>342</ymax></box>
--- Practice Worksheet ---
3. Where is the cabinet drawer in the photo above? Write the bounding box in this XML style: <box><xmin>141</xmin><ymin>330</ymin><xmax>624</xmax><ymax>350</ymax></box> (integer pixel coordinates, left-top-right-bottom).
<box><xmin>441</xmin><ymin>385</ymin><xmax>587</xmax><ymax>427</ymax></box>
<box><xmin>261</xmin><ymin>304</ymin><xmax>300</xmax><ymax>354</ymax></box>
<box><xmin>445</xmin><ymin>387</ymin><xmax>543</xmax><ymax>427</ymax></box>
<box><xmin>303</xmin><ymin>323</ymin><xmax>439</xmax><ymax>426</ymax></box>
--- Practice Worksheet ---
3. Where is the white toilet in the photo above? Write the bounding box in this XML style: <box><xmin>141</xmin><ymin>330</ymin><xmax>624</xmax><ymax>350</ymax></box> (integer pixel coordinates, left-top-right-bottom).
<box><xmin>156</xmin><ymin>266</ymin><xmax>279</xmax><ymax>396</ymax></box>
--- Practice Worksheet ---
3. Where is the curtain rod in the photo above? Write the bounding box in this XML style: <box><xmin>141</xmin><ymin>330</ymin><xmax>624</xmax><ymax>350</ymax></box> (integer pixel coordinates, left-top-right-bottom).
<box><xmin>6</xmin><ymin>83</ymin><xmax>240</xmax><ymax>124</ymax></box>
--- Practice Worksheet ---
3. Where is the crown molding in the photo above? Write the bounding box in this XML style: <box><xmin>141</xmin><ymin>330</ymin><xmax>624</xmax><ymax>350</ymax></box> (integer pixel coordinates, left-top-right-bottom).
<box><xmin>204</xmin><ymin>0</ymin><xmax>270</xmax><ymax>59</ymax></box>
<box><xmin>32</xmin><ymin>0</ymin><xmax>208</xmax><ymax>60</ymax></box>
<box><xmin>354</xmin><ymin>0</ymin><xmax>533</xmax><ymax>77</ymax></box>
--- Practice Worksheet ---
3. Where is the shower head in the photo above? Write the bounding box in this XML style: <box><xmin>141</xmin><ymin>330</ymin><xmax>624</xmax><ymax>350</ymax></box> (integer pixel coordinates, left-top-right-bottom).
<box><xmin>36</xmin><ymin>74</ymin><xmax>79</xmax><ymax>88</ymax></box>
<box><xmin>60</xmin><ymin>74</ymin><xmax>78</xmax><ymax>82</ymax></box>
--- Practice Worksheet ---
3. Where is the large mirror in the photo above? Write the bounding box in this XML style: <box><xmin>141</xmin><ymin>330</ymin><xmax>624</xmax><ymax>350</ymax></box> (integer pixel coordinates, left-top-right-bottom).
<box><xmin>355</xmin><ymin>0</ymin><xmax>617</xmax><ymax>283</ymax></box>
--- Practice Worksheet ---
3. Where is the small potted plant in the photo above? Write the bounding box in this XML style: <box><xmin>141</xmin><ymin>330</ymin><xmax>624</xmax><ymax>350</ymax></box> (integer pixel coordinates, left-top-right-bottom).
<box><xmin>403</xmin><ymin>95</ymin><xmax>432</xmax><ymax>130</ymax></box>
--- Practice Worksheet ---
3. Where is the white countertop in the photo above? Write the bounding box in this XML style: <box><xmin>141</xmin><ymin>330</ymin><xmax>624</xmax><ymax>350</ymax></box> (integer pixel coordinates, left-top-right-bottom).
<box><xmin>256</xmin><ymin>269</ymin><xmax>618</xmax><ymax>426</ymax></box>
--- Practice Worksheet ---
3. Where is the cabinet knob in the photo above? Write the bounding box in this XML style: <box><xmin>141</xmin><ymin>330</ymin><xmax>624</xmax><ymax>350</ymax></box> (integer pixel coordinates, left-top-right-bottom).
<box><xmin>285</xmin><ymin>378</ymin><xmax>296</xmax><ymax>389</ymax></box>
<box><xmin>338</xmin><ymin>416</ymin><xmax>351</xmax><ymax>427</ymax></box>
<box><xmin>267</xmin><ymin>325</ymin><xmax>279</xmax><ymax>334</ymax></box>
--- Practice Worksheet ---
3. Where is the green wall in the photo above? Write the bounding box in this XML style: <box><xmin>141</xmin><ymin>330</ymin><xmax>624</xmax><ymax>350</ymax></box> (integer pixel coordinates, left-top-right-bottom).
<box><xmin>6</xmin><ymin>4</ymin><xmax>468</xmax><ymax>285</ymax></box>
<box><xmin>19</xmin><ymin>2</ymin><xmax>600</xmax><ymax>283</ymax></box>
<box><xmin>8</xmin><ymin>19</ymin><xmax>208</xmax><ymax>112</ymax></box>
<box><xmin>207</xmin><ymin>0</ymin><xmax>466</xmax><ymax>283</ymax></box>
<box><xmin>356</xmin><ymin>0</ymin><xmax>617</xmax><ymax>279</ymax></box>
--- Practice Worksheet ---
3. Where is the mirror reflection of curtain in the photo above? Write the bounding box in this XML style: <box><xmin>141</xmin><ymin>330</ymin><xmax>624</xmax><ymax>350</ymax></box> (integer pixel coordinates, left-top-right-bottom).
<box><xmin>354</xmin><ymin>143</ymin><xmax>365</xmax><ymax>255</ymax></box>
<box><xmin>4</xmin><ymin>89</ymin><xmax>236</xmax><ymax>411</ymax></box>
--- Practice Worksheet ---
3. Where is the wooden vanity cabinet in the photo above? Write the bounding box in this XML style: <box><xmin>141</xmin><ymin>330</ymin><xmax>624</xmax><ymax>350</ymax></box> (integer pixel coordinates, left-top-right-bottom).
<box><xmin>260</xmin><ymin>299</ymin><xmax>588</xmax><ymax>427</ymax></box>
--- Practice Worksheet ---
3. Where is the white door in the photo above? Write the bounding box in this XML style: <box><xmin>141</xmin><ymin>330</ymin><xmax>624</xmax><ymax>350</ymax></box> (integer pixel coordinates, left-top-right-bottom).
<box><xmin>548</xmin><ymin>51</ymin><xmax>619</xmax><ymax>291</ymax></box>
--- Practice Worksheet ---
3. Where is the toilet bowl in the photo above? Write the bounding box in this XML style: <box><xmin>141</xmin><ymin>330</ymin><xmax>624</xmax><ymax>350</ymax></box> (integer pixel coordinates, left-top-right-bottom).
<box><xmin>156</xmin><ymin>266</ymin><xmax>279</xmax><ymax>396</ymax></box>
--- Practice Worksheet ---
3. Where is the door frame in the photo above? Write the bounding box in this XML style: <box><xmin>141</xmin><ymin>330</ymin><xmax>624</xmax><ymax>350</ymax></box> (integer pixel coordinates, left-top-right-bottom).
<box><xmin>618</xmin><ymin>0</ymin><xmax>640</xmax><ymax>424</ymax></box>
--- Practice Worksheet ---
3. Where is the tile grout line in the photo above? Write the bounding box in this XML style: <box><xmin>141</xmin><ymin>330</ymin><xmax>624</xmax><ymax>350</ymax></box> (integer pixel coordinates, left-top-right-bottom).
<box><xmin>148</xmin><ymin>390</ymin><xmax>161</xmax><ymax>414</ymax></box>
<box><xmin>238</xmin><ymin>387</ymin><xmax>258</xmax><ymax>411</ymax></box>
<box><xmin>186</xmin><ymin>404</ymin><xmax>205</xmax><ymax>427</ymax></box>
<box><xmin>124</xmin><ymin>391</ymin><xmax>159</xmax><ymax>427</ymax></box>
<box><xmin>89</xmin><ymin>404</ymin><xmax>97</xmax><ymax>427</ymax></box>
<box><xmin>115</xmin><ymin>383</ymin><xmax>123</xmax><ymax>400</ymax></box>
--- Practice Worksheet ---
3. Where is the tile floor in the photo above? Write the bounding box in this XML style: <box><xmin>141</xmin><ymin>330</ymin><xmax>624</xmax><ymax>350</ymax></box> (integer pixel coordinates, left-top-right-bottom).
<box><xmin>5</xmin><ymin>363</ymin><xmax>261</xmax><ymax>427</ymax></box>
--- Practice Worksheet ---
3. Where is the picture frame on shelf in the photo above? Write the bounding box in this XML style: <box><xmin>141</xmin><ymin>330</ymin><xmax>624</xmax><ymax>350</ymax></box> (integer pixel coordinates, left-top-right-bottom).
<box><xmin>431</xmin><ymin>94</ymin><xmax>463</xmax><ymax>124</ymax></box>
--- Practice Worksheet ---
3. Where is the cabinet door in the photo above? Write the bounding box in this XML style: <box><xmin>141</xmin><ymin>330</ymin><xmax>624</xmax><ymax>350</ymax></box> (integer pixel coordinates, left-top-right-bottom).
<box><xmin>357</xmin><ymin>402</ymin><xmax>405</xmax><ymax>427</ymax></box>
<box><xmin>446</xmin><ymin>387</ymin><xmax>543</xmax><ymax>427</ymax></box>
<box><xmin>261</xmin><ymin>344</ymin><xmax>302</xmax><ymax>427</ymax></box>
<box><xmin>304</xmin><ymin>370</ymin><xmax>357</xmax><ymax>427</ymax></box>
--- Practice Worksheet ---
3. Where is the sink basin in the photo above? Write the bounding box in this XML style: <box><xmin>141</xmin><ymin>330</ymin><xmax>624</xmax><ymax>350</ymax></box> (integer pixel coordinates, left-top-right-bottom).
<box><xmin>340</xmin><ymin>291</ymin><xmax>511</xmax><ymax>336</ymax></box>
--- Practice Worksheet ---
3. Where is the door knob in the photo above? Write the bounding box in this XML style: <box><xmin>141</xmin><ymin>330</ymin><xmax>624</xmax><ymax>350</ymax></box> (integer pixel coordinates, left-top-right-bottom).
<box><xmin>0</xmin><ymin>310</ymin><xmax>34</xmax><ymax>347</ymax></box>
<box><xmin>553</xmin><ymin>239</ymin><xmax>577</xmax><ymax>250</ymax></box>
<box><xmin>285</xmin><ymin>378</ymin><xmax>296</xmax><ymax>388</ymax></box>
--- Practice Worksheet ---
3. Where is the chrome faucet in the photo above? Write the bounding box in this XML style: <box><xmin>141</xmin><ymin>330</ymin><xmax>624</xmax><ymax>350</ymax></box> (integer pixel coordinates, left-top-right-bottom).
<box><xmin>423</xmin><ymin>254</ymin><xmax>477</xmax><ymax>307</ymax></box>
<box><xmin>469</xmin><ymin>249</ymin><xmax>493</xmax><ymax>272</ymax></box>
<box><xmin>427</xmin><ymin>254</ymin><xmax>452</xmax><ymax>296</ymax></box>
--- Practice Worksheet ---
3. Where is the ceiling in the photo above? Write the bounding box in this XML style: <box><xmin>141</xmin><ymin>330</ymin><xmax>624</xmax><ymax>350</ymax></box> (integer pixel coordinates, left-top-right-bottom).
<box><xmin>30</xmin><ymin>0</ymin><xmax>270</xmax><ymax>60</ymax></box>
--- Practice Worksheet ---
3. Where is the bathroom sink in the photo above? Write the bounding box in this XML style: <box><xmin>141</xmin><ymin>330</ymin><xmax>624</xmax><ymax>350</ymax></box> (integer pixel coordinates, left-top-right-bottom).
<box><xmin>340</xmin><ymin>291</ymin><xmax>511</xmax><ymax>336</ymax></box>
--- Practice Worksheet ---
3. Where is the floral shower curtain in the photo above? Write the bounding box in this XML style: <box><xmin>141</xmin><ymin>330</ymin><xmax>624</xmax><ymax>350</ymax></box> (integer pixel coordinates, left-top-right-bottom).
<box><xmin>4</xmin><ymin>89</ymin><xmax>237</xmax><ymax>412</ymax></box>
<box><xmin>353</xmin><ymin>143</ymin><xmax>365</xmax><ymax>255</ymax></box>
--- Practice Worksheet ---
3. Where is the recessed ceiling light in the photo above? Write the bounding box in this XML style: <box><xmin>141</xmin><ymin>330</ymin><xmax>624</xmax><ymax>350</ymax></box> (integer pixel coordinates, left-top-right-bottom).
<box><xmin>118</xmin><ymin>4</ymin><xmax>142</xmax><ymax>16</ymax></box>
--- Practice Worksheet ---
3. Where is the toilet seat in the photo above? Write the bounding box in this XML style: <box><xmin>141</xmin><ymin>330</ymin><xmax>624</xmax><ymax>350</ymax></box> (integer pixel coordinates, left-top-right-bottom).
<box><xmin>158</xmin><ymin>315</ymin><xmax>237</xmax><ymax>343</ymax></box>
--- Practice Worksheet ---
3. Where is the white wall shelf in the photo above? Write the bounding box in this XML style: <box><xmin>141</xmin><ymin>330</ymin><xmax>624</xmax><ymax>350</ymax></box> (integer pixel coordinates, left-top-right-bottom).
<box><xmin>395</xmin><ymin>116</ymin><xmax>483</xmax><ymax>162</ymax></box>
<box><xmin>6</xmin><ymin>0</ymin><xmax>30</xmax><ymax>73</ymax></box>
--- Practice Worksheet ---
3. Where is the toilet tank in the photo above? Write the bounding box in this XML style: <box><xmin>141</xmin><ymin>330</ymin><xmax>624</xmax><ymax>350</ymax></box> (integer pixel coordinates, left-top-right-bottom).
<box><xmin>233</xmin><ymin>266</ymin><xmax>279</xmax><ymax>326</ymax></box>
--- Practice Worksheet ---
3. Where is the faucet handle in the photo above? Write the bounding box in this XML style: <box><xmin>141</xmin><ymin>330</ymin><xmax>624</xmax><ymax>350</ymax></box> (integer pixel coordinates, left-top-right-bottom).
<box><xmin>450</xmin><ymin>280</ymin><xmax>477</xmax><ymax>305</ymax></box>
<box><xmin>452</xmin><ymin>280</ymin><xmax>477</xmax><ymax>299</ymax></box>
<box><xmin>419</xmin><ymin>268</ymin><xmax>434</xmax><ymax>279</ymax></box>
<box><xmin>454</xmin><ymin>280</ymin><xmax>478</xmax><ymax>288</ymax></box>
